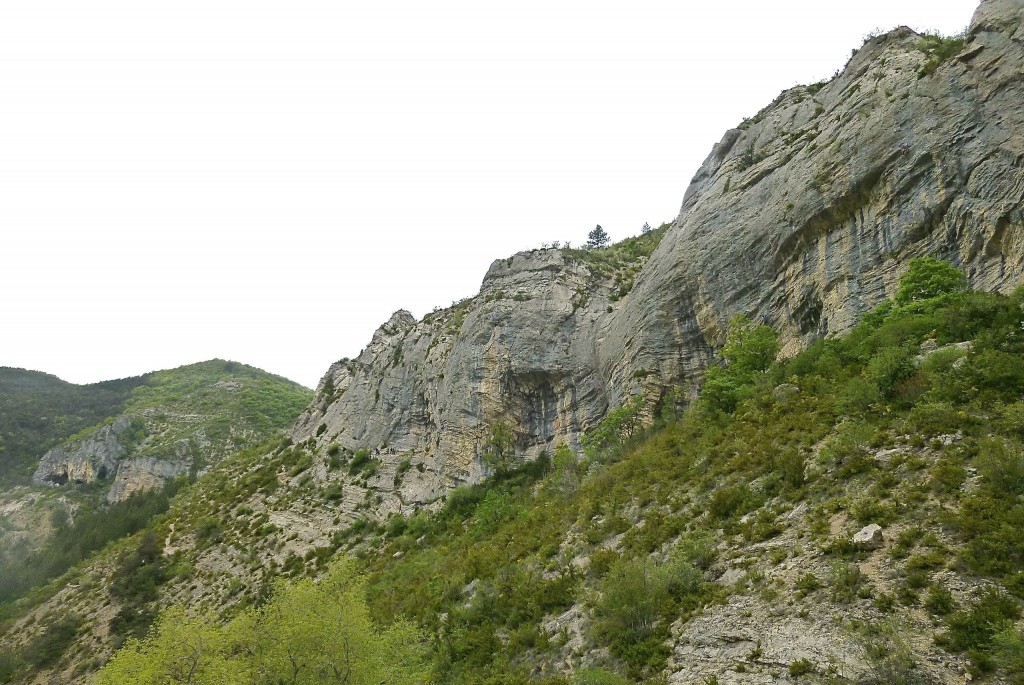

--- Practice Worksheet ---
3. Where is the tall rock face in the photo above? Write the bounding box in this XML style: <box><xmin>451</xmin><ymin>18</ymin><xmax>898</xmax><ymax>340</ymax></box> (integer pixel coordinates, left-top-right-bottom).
<box><xmin>32</xmin><ymin>417</ymin><xmax>131</xmax><ymax>487</ymax></box>
<box><xmin>292</xmin><ymin>245</ymin><xmax>670</xmax><ymax>504</ymax></box>
<box><xmin>608</xmin><ymin>0</ymin><xmax>1024</xmax><ymax>378</ymax></box>
<box><xmin>296</xmin><ymin>0</ymin><xmax>1024</xmax><ymax>506</ymax></box>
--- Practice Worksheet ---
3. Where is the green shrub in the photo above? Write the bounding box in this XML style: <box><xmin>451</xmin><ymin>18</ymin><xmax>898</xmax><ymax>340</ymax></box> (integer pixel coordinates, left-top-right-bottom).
<box><xmin>941</xmin><ymin>588</ymin><xmax>1020</xmax><ymax>654</ymax></box>
<box><xmin>925</xmin><ymin>585</ymin><xmax>957</xmax><ymax>616</ymax></box>
<box><xmin>894</xmin><ymin>257</ymin><xmax>967</xmax><ymax>305</ymax></box>
<box><xmin>349</xmin><ymin>448</ymin><xmax>375</xmax><ymax>475</ymax></box>
<box><xmin>707</xmin><ymin>483</ymin><xmax>759</xmax><ymax>521</ymax></box>
<box><xmin>917</xmin><ymin>33</ymin><xmax>967</xmax><ymax>77</ymax></box>
<box><xmin>21</xmin><ymin>615</ymin><xmax>82</xmax><ymax>668</ymax></box>
<box><xmin>788</xmin><ymin>658</ymin><xmax>814</xmax><ymax>676</ymax></box>
<box><xmin>570</xmin><ymin>667</ymin><xmax>631</xmax><ymax>685</ymax></box>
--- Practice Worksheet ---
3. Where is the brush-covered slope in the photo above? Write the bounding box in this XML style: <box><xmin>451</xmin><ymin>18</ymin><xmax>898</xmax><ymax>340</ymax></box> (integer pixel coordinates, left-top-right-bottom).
<box><xmin>0</xmin><ymin>360</ymin><xmax>311</xmax><ymax>671</ymax></box>
<box><xmin>29</xmin><ymin>360</ymin><xmax>311</xmax><ymax>503</ymax></box>
<box><xmin>3</xmin><ymin>1</ymin><xmax>1024</xmax><ymax>682</ymax></box>
<box><xmin>0</xmin><ymin>369</ymin><xmax>145</xmax><ymax>487</ymax></box>
<box><xmin>21</xmin><ymin>262</ymin><xmax>1024</xmax><ymax>685</ymax></box>
<box><xmin>292</xmin><ymin>0</ymin><xmax>1024</xmax><ymax>515</ymax></box>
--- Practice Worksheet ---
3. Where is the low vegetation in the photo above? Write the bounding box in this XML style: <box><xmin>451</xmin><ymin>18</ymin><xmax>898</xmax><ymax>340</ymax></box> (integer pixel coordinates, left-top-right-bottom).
<box><xmin>6</xmin><ymin>258</ymin><xmax>1024</xmax><ymax>684</ymax></box>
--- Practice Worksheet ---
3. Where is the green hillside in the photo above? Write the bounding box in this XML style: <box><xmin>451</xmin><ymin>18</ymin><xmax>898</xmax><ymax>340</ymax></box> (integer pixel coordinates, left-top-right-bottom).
<box><xmin>10</xmin><ymin>260</ymin><xmax>1024</xmax><ymax>684</ymax></box>
<box><xmin>0</xmin><ymin>360</ymin><xmax>312</xmax><ymax>637</ymax></box>
<box><xmin>0</xmin><ymin>369</ymin><xmax>145</xmax><ymax>486</ymax></box>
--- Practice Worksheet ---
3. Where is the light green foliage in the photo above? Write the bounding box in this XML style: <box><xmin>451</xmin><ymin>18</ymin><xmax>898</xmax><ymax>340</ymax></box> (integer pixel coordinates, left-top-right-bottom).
<box><xmin>917</xmin><ymin>32</ymin><xmax>967</xmax><ymax>77</ymax></box>
<box><xmin>95</xmin><ymin>563</ymin><xmax>429</xmax><ymax>685</ymax></box>
<box><xmin>592</xmin><ymin>545</ymin><xmax>711</xmax><ymax>676</ymax></box>
<box><xmin>700</xmin><ymin>315</ymin><xmax>779</xmax><ymax>413</ymax></box>
<box><xmin>481</xmin><ymin>422</ymin><xmax>516</xmax><ymax>473</ymax></box>
<box><xmin>894</xmin><ymin>257</ymin><xmax>967</xmax><ymax>305</ymax></box>
<box><xmin>95</xmin><ymin>606</ymin><xmax>242</xmax><ymax>684</ymax></box>
<box><xmin>570</xmin><ymin>668</ymin><xmax>632</xmax><ymax>685</ymax></box>
<box><xmin>720</xmin><ymin>314</ymin><xmax>780</xmax><ymax>374</ymax></box>
<box><xmin>582</xmin><ymin>395</ymin><xmax>646</xmax><ymax>460</ymax></box>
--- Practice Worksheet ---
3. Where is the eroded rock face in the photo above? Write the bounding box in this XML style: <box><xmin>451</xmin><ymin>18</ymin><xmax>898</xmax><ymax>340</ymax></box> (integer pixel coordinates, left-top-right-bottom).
<box><xmin>105</xmin><ymin>456</ymin><xmax>190</xmax><ymax>503</ymax></box>
<box><xmin>608</xmin><ymin>3</ymin><xmax>1024</xmax><ymax>383</ymax></box>
<box><xmin>32</xmin><ymin>417</ymin><xmax>130</xmax><ymax>487</ymax></box>
<box><xmin>292</xmin><ymin>249</ymin><xmax>647</xmax><ymax>504</ymax></box>
<box><xmin>296</xmin><ymin>0</ymin><xmax>1024</xmax><ymax>507</ymax></box>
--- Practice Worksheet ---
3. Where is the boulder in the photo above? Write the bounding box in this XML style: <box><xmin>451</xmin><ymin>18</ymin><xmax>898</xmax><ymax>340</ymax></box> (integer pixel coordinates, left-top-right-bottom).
<box><xmin>853</xmin><ymin>524</ymin><xmax>884</xmax><ymax>550</ymax></box>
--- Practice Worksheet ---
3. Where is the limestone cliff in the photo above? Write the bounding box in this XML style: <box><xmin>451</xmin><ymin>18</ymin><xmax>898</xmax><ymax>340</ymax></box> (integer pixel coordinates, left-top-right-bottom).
<box><xmin>608</xmin><ymin>1</ymin><xmax>1024</xmax><ymax>389</ymax></box>
<box><xmin>291</xmin><ymin>240</ymin><xmax>672</xmax><ymax>508</ymax></box>
<box><xmin>294</xmin><ymin>0</ymin><xmax>1024</xmax><ymax>506</ymax></box>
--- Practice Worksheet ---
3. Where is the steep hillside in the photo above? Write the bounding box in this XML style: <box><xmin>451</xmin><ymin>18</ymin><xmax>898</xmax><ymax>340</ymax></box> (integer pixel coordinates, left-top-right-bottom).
<box><xmin>2</xmin><ymin>1</ymin><xmax>1023</xmax><ymax>683</ymax></box>
<box><xmin>0</xmin><ymin>369</ymin><xmax>145</xmax><ymax>487</ymax></box>
<box><xmin>290</xmin><ymin>0</ymin><xmax>1024</xmax><ymax>517</ymax></box>
<box><xmin>18</xmin><ymin>261</ymin><xmax>1024</xmax><ymax>685</ymax></box>
<box><xmin>30</xmin><ymin>360</ymin><xmax>311</xmax><ymax>504</ymax></box>
<box><xmin>0</xmin><ymin>360</ymin><xmax>311</xmax><ymax>638</ymax></box>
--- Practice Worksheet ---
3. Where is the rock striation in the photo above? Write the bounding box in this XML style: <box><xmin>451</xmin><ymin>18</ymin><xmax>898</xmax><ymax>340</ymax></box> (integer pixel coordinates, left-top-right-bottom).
<box><xmin>296</xmin><ymin>0</ymin><xmax>1024</xmax><ymax>509</ymax></box>
<box><xmin>608</xmin><ymin>2</ymin><xmax>1024</xmax><ymax>382</ymax></box>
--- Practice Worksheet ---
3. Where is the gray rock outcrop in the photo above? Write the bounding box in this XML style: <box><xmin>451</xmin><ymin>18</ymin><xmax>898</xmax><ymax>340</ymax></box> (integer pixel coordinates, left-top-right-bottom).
<box><xmin>853</xmin><ymin>524</ymin><xmax>885</xmax><ymax>550</ymax></box>
<box><xmin>606</xmin><ymin>0</ymin><xmax>1024</xmax><ymax>387</ymax></box>
<box><xmin>32</xmin><ymin>417</ymin><xmax>131</xmax><ymax>487</ymax></box>
<box><xmin>105</xmin><ymin>456</ymin><xmax>190</xmax><ymax>503</ymax></box>
<box><xmin>295</xmin><ymin>0</ymin><xmax>1024</xmax><ymax>508</ymax></box>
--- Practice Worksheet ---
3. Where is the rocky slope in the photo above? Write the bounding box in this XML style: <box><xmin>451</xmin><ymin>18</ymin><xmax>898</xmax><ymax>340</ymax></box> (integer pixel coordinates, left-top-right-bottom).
<box><xmin>293</xmin><ymin>0</ymin><xmax>1024</xmax><ymax>512</ymax></box>
<box><xmin>0</xmin><ymin>368</ymin><xmax>145</xmax><ymax>487</ymax></box>
<box><xmin>30</xmin><ymin>360</ymin><xmax>311</xmax><ymax>504</ymax></box>
<box><xmin>3</xmin><ymin>2</ymin><xmax>1024</xmax><ymax>683</ymax></box>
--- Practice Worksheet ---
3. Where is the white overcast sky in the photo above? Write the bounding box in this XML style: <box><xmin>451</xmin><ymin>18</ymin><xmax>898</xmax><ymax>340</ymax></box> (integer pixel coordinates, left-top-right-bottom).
<box><xmin>1</xmin><ymin>0</ymin><xmax>978</xmax><ymax>389</ymax></box>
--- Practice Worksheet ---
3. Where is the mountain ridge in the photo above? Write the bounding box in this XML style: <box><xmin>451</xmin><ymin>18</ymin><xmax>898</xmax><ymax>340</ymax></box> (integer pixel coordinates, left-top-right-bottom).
<box><xmin>2</xmin><ymin>1</ymin><xmax>1024</xmax><ymax>682</ymax></box>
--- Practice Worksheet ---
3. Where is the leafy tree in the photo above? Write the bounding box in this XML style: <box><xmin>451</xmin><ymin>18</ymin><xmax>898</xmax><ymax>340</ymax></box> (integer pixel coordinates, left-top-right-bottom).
<box><xmin>700</xmin><ymin>315</ymin><xmax>779</xmax><ymax>413</ymax></box>
<box><xmin>95</xmin><ymin>607</ymin><xmax>241</xmax><ymax>684</ymax></box>
<box><xmin>481</xmin><ymin>422</ymin><xmax>516</xmax><ymax>474</ymax></box>
<box><xmin>95</xmin><ymin>563</ymin><xmax>429</xmax><ymax>684</ymax></box>
<box><xmin>720</xmin><ymin>314</ymin><xmax>780</xmax><ymax>374</ymax></box>
<box><xmin>587</xmin><ymin>225</ymin><xmax>610</xmax><ymax>248</ymax></box>
<box><xmin>894</xmin><ymin>257</ymin><xmax>967</xmax><ymax>305</ymax></box>
<box><xmin>641</xmin><ymin>222</ymin><xmax>651</xmax><ymax>234</ymax></box>
<box><xmin>582</xmin><ymin>395</ymin><xmax>646</xmax><ymax>460</ymax></box>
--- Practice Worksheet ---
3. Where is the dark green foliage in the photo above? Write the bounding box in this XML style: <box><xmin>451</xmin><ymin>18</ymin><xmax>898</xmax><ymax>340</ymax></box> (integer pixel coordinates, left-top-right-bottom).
<box><xmin>0</xmin><ymin>479</ymin><xmax>184</xmax><ymax>605</ymax></box>
<box><xmin>0</xmin><ymin>651</ymin><xmax>20</xmax><ymax>684</ymax></box>
<box><xmin>926</xmin><ymin>585</ymin><xmax>957</xmax><ymax>616</ymax></box>
<box><xmin>788</xmin><ymin>658</ymin><xmax>814</xmax><ymax>677</ymax></box>
<box><xmin>708</xmin><ymin>482</ymin><xmax>759</xmax><ymax>520</ymax></box>
<box><xmin>108</xmin><ymin>532</ymin><xmax>169</xmax><ymax>643</ymax></box>
<box><xmin>0</xmin><ymin>368</ymin><xmax>144</xmax><ymax>485</ymax></box>
<box><xmin>939</xmin><ymin>588</ymin><xmax>1021</xmax><ymax>675</ymax></box>
<box><xmin>586</xmin><ymin>225</ymin><xmax>610</xmax><ymax>249</ymax></box>
<box><xmin>20</xmin><ymin>615</ymin><xmax>83</xmax><ymax>669</ymax></box>
<box><xmin>481</xmin><ymin>422</ymin><xmax>516</xmax><ymax>473</ymax></box>
<box><xmin>349</xmin><ymin>448</ymin><xmax>376</xmax><ymax>475</ymax></box>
